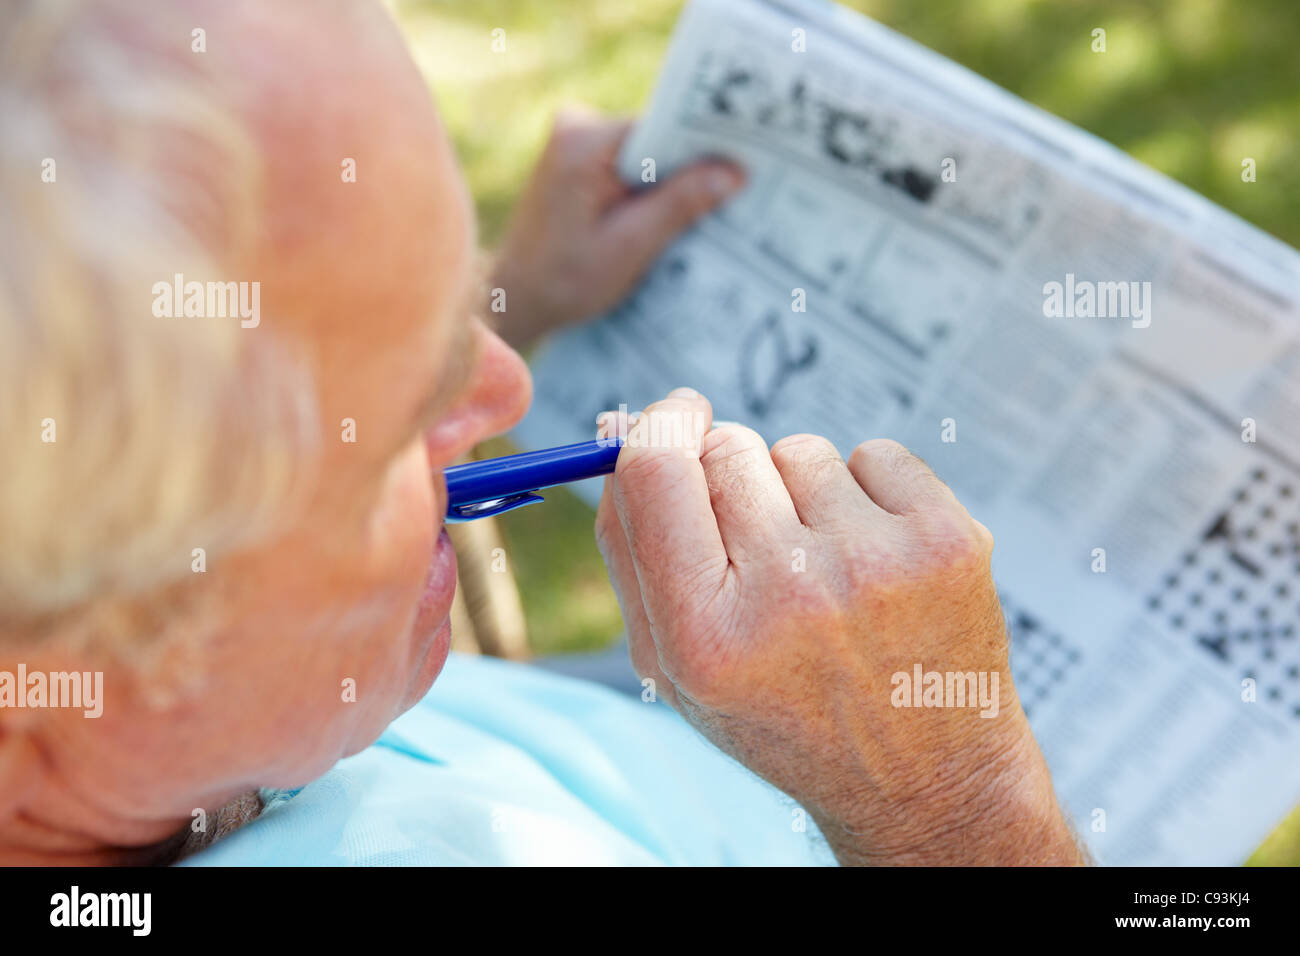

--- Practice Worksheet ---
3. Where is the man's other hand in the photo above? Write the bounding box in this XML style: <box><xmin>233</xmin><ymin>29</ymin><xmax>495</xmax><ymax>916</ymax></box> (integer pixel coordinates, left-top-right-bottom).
<box><xmin>489</xmin><ymin>108</ymin><xmax>744</xmax><ymax>349</ymax></box>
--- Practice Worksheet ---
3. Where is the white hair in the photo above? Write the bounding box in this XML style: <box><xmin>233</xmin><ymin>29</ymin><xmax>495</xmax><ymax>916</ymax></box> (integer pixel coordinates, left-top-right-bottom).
<box><xmin>0</xmin><ymin>0</ymin><xmax>320</xmax><ymax>637</ymax></box>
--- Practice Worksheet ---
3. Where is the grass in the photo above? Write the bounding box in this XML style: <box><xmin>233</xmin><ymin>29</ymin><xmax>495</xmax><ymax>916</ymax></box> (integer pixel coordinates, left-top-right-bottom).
<box><xmin>394</xmin><ymin>0</ymin><xmax>1300</xmax><ymax>864</ymax></box>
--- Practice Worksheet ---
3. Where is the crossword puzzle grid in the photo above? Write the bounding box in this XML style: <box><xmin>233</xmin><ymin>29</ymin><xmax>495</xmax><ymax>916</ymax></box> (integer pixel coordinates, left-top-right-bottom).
<box><xmin>1000</xmin><ymin>594</ymin><xmax>1084</xmax><ymax>718</ymax></box>
<box><xmin>1144</xmin><ymin>466</ymin><xmax>1300</xmax><ymax>719</ymax></box>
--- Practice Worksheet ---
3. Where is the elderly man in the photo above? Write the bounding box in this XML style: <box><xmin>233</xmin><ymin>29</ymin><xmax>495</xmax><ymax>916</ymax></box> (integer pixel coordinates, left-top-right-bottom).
<box><xmin>0</xmin><ymin>0</ymin><xmax>1085</xmax><ymax>865</ymax></box>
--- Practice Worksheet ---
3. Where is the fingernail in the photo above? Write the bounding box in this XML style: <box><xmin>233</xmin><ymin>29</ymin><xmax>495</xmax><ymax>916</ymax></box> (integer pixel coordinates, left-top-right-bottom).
<box><xmin>668</xmin><ymin>386</ymin><xmax>700</xmax><ymax>399</ymax></box>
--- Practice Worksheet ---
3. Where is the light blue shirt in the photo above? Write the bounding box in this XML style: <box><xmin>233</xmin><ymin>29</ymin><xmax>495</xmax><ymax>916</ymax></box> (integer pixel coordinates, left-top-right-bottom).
<box><xmin>182</xmin><ymin>653</ymin><xmax>830</xmax><ymax>865</ymax></box>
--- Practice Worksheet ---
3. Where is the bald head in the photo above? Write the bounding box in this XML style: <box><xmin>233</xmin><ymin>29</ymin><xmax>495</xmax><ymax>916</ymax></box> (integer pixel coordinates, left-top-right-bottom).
<box><xmin>0</xmin><ymin>0</ymin><xmax>470</xmax><ymax>629</ymax></box>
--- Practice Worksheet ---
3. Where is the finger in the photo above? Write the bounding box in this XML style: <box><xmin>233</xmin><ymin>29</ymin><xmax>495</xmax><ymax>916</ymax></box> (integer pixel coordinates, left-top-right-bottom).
<box><xmin>594</xmin><ymin>476</ymin><xmax>678</xmax><ymax>708</ymax></box>
<box><xmin>846</xmin><ymin>439</ymin><xmax>962</xmax><ymax>516</ymax></box>
<box><xmin>543</xmin><ymin>109</ymin><xmax>635</xmax><ymax>213</ymax></box>
<box><xmin>611</xmin><ymin>388</ymin><xmax>729</xmax><ymax>629</ymax></box>
<box><xmin>698</xmin><ymin>424</ymin><xmax>801</xmax><ymax>564</ymax></box>
<box><xmin>770</xmin><ymin>433</ymin><xmax>884</xmax><ymax>530</ymax></box>
<box><xmin>549</xmin><ymin>107</ymin><xmax>633</xmax><ymax>164</ymax></box>
<box><xmin>602</xmin><ymin>161</ymin><xmax>745</xmax><ymax>276</ymax></box>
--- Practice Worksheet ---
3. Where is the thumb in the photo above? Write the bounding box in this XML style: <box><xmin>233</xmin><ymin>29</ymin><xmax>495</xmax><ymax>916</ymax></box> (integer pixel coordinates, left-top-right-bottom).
<box><xmin>604</xmin><ymin>161</ymin><xmax>745</xmax><ymax>268</ymax></box>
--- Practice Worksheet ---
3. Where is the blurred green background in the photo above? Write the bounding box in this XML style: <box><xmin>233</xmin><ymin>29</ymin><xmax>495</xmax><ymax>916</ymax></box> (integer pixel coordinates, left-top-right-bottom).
<box><xmin>393</xmin><ymin>0</ymin><xmax>1300</xmax><ymax>864</ymax></box>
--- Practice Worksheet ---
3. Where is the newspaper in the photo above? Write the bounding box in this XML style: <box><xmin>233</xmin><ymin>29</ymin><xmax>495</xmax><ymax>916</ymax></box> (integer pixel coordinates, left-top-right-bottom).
<box><xmin>512</xmin><ymin>0</ymin><xmax>1300</xmax><ymax>865</ymax></box>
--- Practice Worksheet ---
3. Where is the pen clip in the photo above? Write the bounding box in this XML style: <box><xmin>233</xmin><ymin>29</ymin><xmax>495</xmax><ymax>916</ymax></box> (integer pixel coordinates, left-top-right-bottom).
<box><xmin>445</xmin><ymin>491</ymin><xmax>545</xmax><ymax>523</ymax></box>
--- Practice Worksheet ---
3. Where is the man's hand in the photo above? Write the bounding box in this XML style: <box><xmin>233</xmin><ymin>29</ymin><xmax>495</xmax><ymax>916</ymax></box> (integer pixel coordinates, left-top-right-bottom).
<box><xmin>595</xmin><ymin>389</ymin><xmax>1087</xmax><ymax>866</ymax></box>
<box><xmin>489</xmin><ymin>108</ymin><xmax>744</xmax><ymax>349</ymax></box>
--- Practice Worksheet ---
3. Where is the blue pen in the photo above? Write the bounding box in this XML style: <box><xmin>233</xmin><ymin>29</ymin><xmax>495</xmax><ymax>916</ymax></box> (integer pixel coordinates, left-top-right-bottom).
<box><xmin>444</xmin><ymin>438</ymin><xmax>624</xmax><ymax>522</ymax></box>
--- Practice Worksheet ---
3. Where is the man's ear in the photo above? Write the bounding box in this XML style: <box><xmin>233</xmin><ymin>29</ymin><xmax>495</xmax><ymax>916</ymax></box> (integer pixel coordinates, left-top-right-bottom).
<box><xmin>0</xmin><ymin>724</ymin><xmax>41</xmax><ymax>823</ymax></box>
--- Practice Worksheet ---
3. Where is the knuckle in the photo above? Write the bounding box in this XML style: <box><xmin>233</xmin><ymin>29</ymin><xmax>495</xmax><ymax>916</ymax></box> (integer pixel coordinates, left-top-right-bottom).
<box><xmin>700</xmin><ymin>425</ymin><xmax>766</xmax><ymax>480</ymax></box>
<box><xmin>849</xmin><ymin>437</ymin><xmax>910</xmax><ymax>473</ymax></box>
<box><xmin>772</xmin><ymin>432</ymin><xmax>838</xmax><ymax>463</ymax></box>
<box><xmin>771</xmin><ymin>433</ymin><xmax>845</xmax><ymax>491</ymax></box>
<box><xmin>910</xmin><ymin>510</ymin><xmax>991</xmax><ymax>576</ymax></box>
<box><xmin>702</xmin><ymin>423</ymin><xmax>764</xmax><ymax>454</ymax></box>
<box><xmin>851</xmin><ymin>438</ymin><xmax>954</xmax><ymax>503</ymax></box>
<box><xmin>771</xmin><ymin>433</ymin><xmax>841</xmax><ymax>471</ymax></box>
<box><xmin>545</xmin><ymin>120</ymin><xmax>591</xmax><ymax>168</ymax></box>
